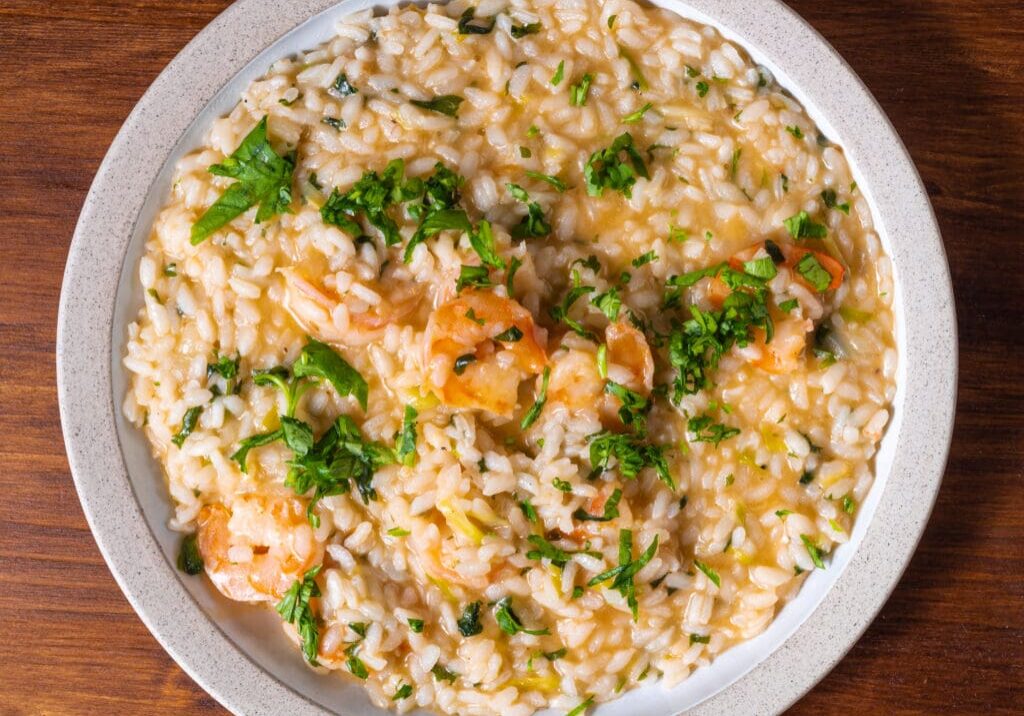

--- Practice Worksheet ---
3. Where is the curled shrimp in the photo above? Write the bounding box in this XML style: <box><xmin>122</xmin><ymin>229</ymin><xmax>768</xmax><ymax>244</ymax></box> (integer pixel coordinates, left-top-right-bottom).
<box><xmin>423</xmin><ymin>290</ymin><xmax>547</xmax><ymax>417</ymax></box>
<box><xmin>281</xmin><ymin>267</ymin><xmax>420</xmax><ymax>346</ymax></box>
<box><xmin>549</xmin><ymin>321</ymin><xmax>654</xmax><ymax>425</ymax></box>
<box><xmin>196</xmin><ymin>495</ymin><xmax>324</xmax><ymax>603</ymax></box>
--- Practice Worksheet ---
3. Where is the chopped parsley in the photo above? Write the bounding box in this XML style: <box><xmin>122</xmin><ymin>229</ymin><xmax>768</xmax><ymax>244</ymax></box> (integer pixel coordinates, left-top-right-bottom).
<box><xmin>519</xmin><ymin>497</ymin><xmax>539</xmax><ymax>524</ymax></box>
<box><xmin>276</xmin><ymin>566</ymin><xmax>322</xmax><ymax>664</ymax></box>
<box><xmin>587</xmin><ymin>529</ymin><xmax>659</xmax><ymax>620</ymax></box>
<box><xmin>507</xmin><ymin>183</ymin><xmax>551</xmax><ymax>238</ymax></box>
<box><xmin>821</xmin><ymin>188</ymin><xmax>851</xmax><ymax>214</ymax></box>
<box><xmin>171</xmin><ymin>406</ymin><xmax>203</xmax><ymax>447</ymax></box>
<box><xmin>584</xmin><ymin>132</ymin><xmax>649</xmax><ymax>198</ymax></box>
<box><xmin>176</xmin><ymin>533</ymin><xmax>203</xmax><ymax>575</ymax></box>
<box><xmin>622</xmin><ymin>102</ymin><xmax>653</xmax><ymax>123</ymax></box>
<box><xmin>431</xmin><ymin>663</ymin><xmax>458</xmax><ymax>683</ymax></box>
<box><xmin>387</xmin><ymin>527</ymin><xmax>411</xmax><ymax>537</ymax></box>
<box><xmin>456</xmin><ymin>264</ymin><xmax>492</xmax><ymax>292</ymax></box>
<box><xmin>569</xmin><ymin>73</ymin><xmax>594</xmax><ymax>106</ymax></box>
<box><xmin>552</xmin><ymin>477</ymin><xmax>573</xmax><ymax>493</ymax></box>
<box><xmin>525</xmin><ymin>169</ymin><xmax>568</xmax><ymax>192</ymax></box>
<box><xmin>551</xmin><ymin>60</ymin><xmax>565</xmax><ymax>86</ymax></box>
<box><xmin>696</xmin><ymin>80</ymin><xmax>709</xmax><ymax>97</ymax></box>
<box><xmin>604</xmin><ymin>381</ymin><xmax>651</xmax><ymax>432</ymax></box>
<box><xmin>689</xmin><ymin>633</ymin><xmax>711</xmax><ymax>645</ymax></box>
<box><xmin>163</xmin><ymin>263</ymin><xmax>177</xmax><ymax>277</ymax></box>
<box><xmin>469</xmin><ymin>219</ymin><xmax>506</xmax><ymax>269</ymax></box>
<box><xmin>796</xmin><ymin>253</ymin><xmax>834</xmax><ymax>292</ymax></box>
<box><xmin>293</xmin><ymin>337</ymin><xmax>369</xmax><ymax>410</ymax></box>
<box><xmin>410</xmin><ymin>94</ymin><xmax>464</xmax><ymax>117</ymax></box>
<box><xmin>588</xmin><ymin>431</ymin><xmax>673</xmax><ymax>489</ymax></box>
<box><xmin>783</xmin><ymin>210</ymin><xmax>827</xmax><ymax>239</ymax></box>
<box><xmin>191</xmin><ymin>116</ymin><xmax>295</xmax><ymax>244</ymax></box>
<box><xmin>408</xmin><ymin>618</ymin><xmax>425</xmax><ymax>633</ymax></box>
<box><xmin>687</xmin><ymin>415</ymin><xmax>740</xmax><ymax>447</ymax></box>
<box><xmin>785</xmin><ymin>125</ymin><xmax>804</xmax><ymax>139</ymax></box>
<box><xmin>456</xmin><ymin>7</ymin><xmax>494</xmax><ymax>34</ymax></box>
<box><xmin>495</xmin><ymin>325</ymin><xmax>524</xmax><ymax>343</ymax></box>
<box><xmin>632</xmin><ymin>250</ymin><xmax>658</xmax><ymax>268</ymax></box>
<box><xmin>521</xmin><ymin>366</ymin><xmax>551</xmax><ymax>429</ymax></box>
<box><xmin>525</xmin><ymin>534</ymin><xmax>578</xmax><ymax>568</ymax></box>
<box><xmin>842</xmin><ymin>495</ymin><xmax>856</xmax><ymax>514</ymax></box>
<box><xmin>549</xmin><ymin>279</ymin><xmax>597</xmax><ymax>340</ymax></box>
<box><xmin>330</xmin><ymin>73</ymin><xmax>358</xmax><ymax>97</ymax></box>
<box><xmin>320</xmin><ymin>158</ymin><xmax>421</xmax><ymax>246</ymax></box>
<box><xmin>693</xmin><ymin>559</ymin><xmax>720</xmax><ymax>587</ymax></box>
<box><xmin>592</xmin><ymin>287</ymin><xmax>622</xmax><ymax>321</ymax></box>
<box><xmin>393</xmin><ymin>684</ymin><xmax>413</xmax><ymax>701</ymax></box>
<box><xmin>345</xmin><ymin>643</ymin><xmax>370</xmax><ymax>679</ymax></box>
<box><xmin>743</xmin><ymin>256</ymin><xmax>777</xmax><ymax>280</ymax></box>
<box><xmin>573</xmin><ymin>488</ymin><xmax>623</xmax><ymax>522</ymax></box>
<box><xmin>494</xmin><ymin>597</ymin><xmax>550</xmax><ymax>636</ymax></box>
<box><xmin>321</xmin><ymin>116</ymin><xmax>345</xmax><ymax>131</ymax></box>
<box><xmin>457</xmin><ymin>601</ymin><xmax>483</xmax><ymax>636</ymax></box>
<box><xmin>511</xmin><ymin>21</ymin><xmax>542</xmax><ymax>38</ymax></box>
<box><xmin>396</xmin><ymin>404</ymin><xmax>418</xmax><ymax>467</ymax></box>
<box><xmin>800</xmin><ymin>534</ymin><xmax>826</xmax><ymax>569</ymax></box>
<box><xmin>567</xmin><ymin>697</ymin><xmax>594</xmax><ymax>716</ymax></box>
<box><xmin>544</xmin><ymin>648</ymin><xmax>567</xmax><ymax>661</ymax></box>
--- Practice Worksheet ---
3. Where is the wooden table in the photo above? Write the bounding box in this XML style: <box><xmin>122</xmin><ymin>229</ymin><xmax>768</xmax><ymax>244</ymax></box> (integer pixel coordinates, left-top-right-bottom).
<box><xmin>2</xmin><ymin>1</ymin><xmax>1022</xmax><ymax>713</ymax></box>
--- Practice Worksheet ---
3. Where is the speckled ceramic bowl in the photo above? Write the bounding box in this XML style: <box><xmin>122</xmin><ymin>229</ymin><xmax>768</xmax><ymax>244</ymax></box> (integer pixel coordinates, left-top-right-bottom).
<box><xmin>56</xmin><ymin>1</ymin><xmax>957</xmax><ymax>714</ymax></box>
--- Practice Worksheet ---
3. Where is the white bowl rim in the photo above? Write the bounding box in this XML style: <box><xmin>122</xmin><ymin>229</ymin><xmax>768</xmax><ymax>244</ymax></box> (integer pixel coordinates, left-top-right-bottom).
<box><xmin>56</xmin><ymin>1</ymin><xmax>957</xmax><ymax>714</ymax></box>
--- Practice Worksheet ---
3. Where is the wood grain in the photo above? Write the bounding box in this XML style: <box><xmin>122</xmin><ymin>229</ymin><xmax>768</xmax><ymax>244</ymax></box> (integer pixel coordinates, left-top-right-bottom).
<box><xmin>1</xmin><ymin>0</ymin><xmax>1021</xmax><ymax>713</ymax></box>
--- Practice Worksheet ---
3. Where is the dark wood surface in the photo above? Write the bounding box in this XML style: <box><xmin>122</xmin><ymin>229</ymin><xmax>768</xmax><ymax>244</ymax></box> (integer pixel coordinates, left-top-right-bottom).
<box><xmin>1</xmin><ymin>1</ymin><xmax>1022</xmax><ymax>713</ymax></box>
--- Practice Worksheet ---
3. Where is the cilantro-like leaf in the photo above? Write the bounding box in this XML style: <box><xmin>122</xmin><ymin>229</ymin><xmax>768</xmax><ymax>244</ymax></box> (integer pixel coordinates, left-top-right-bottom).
<box><xmin>520</xmin><ymin>366</ymin><xmax>551</xmax><ymax>429</ymax></box>
<box><xmin>592</xmin><ymin>287</ymin><xmax>622</xmax><ymax>321</ymax></box>
<box><xmin>587</xmin><ymin>431</ymin><xmax>673</xmax><ymax>489</ymax></box>
<box><xmin>570</xmin><ymin>73</ymin><xmax>594</xmax><ymax>106</ymax></box>
<box><xmin>507</xmin><ymin>184</ymin><xmax>551</xmax><ymax>238</ymax></box>
<box><xmin>821</xmin><ymin>188</ymin><xmax>851</xmax><ymax>214</ymax></box>
<box><xmin>330</xmin><ymin>73</ymin><xmax>358</xmax><ymax>98</ymax></box>
<box><xmin>494</xmin><ymin>597</ymin><xmax>550</xmax><ymax>636</ymax></box>
<box><xmin>396</xmin><ymin>404</ymin><xmax>418</xmax><ymax>467</ymax></box>
<box><xmin>584</xmin><ymin>132</ymin><xmax>649</xmax><ymax>198</ymax></box>
<box><xmin>457</xmin><ymin>601</ymin><xmax>483</xmax><ymax>636</ymax></box>
<box><xmin>693</xmin><ymin>559</ymin><xmax>720</xmax><ymax>587</ymax></box>
<box><xmin>457</xmin><ymin>7</ymin><xmax>494</xmax><ymax>34</ymax></box>
<box><xmin>411</xmin><ymin>95</ymin><xmax>464</xmax><ymax>117</ymax></box>
<box><xmin>191</xmin><ymin>116</ymin><xmax>295</xmax><ymax>244</ymax></box>
<box><xmin>573</xmin><ymin>488</ymin><xmax>623</xmax><ymax>522</ymax></box>
<box><xmin>783</xmin><ymin>210</ymin><xmax>828</xmax><ymax>239</ymax></box>
<box><xmin>432</xmin><ymin>663</ymin><xmax>458</xmax><ymax>683</ymax></box>
<box><xmin>622</xmin><ymin>102</ymin><xmax>653</xmax><ymax>123</ymax></box>
<box><xmin>800</xmin><ymin>534</ymin><xmax>826</xmax><ymax>569</ymax></box>
<box><xmin>456</xmin><ymin>265</ymin><xmax>491</xmax><ymax>292</ymax></box>
<box><xmin>524</xmin><ymin>170</ymin><xmax>568</xmax><ymax>192</ymax></box>
<box><xmin>171</xmin><ymin>406</ymin><xmax>203</xmax><ymax>448</ymax></box>
<box><xmin>177</xmin><ymin>533</ymin><xmax>204</xmax><ymax>575</ymax></box>
<box><xmin>587</xmin><ymin>529</ymin><xmax>659</xmax><ymax>619</ymax></box>
<box><xmin>408</xmin><ymin>618</ymin><xmax>424</xmax><ymax>633</ymax></box>
<box><xmin>469</xmin><ymin>219</ymin><xmax>505</xmax><ymax>268</ymax></box>
<box><xmin>276</xmin><ymin>566</ymin><xmax>322</xmax><ymax>664</ymax></box>
<box><xmin>292</xmin><ymin>338</ymin><xmax>368</xmax><ymax>410</ymax></box>
<box><xmin>743</xmin><ymin>256</ymin><xmax>777</xmax><ymax>280</ymax></box>
<box><xmin>393</xmin><ymin>684</ymin><xmax>413</xmax><ymax>701</ymax></box>
<box><xmin>796</xmin><ymin>253</ymin><xmax>834</xmax><ymax>292</ymax></box>
<box><xmin>687</xmin><ymin>415</ymin><xmax>740</xmax><ymax>447</ymax></box>
<box><xmin>511</xmin><ymin>21</ymin><xmax>542</xmax><ymax>38</ymax></box>
<box><xmin>551</xmin><ymin>60</ymin><xmax>565</xmax><ymax>86</ymax></box>
<box><xmin>604</xmin><ymin>381</ymin><xmax>651</xmax><ymax>431</ymax></box>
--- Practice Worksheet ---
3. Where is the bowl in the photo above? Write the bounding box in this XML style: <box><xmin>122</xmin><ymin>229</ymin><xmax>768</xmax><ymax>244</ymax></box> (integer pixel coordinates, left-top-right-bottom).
<box><xmin>56</xmin><ymin>0</ymin><xmax>957</xmax><ymax>713</ymax></box>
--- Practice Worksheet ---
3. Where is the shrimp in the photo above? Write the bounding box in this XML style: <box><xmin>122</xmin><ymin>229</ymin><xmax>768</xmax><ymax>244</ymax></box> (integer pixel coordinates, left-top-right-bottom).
<box><xmin>196</xmin><ymin>495</ymin><xmax>324</xmax><ymax>603</ymax></box>
<box><xmin>549</xmin><ymin>322</ymin><xmax>654</xmax><ymax>425</ymax></box>
<box><xmin>423</xmin><ymin>290</ymin><xmax>547</xmax><ymax>417</ymax></box>
<box><xmin>750</xmin><ymin>315</ymin><xmax>814</xmax><ymax>373</ymax></box>
<box><xmin>281</xmin><ymin>267</ymin><xmax>420</xmax><ymax>346</ymax></box>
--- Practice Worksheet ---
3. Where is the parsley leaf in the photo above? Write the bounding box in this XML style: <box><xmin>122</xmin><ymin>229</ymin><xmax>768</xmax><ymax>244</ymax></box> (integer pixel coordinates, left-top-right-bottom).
<box><xmin>457</xmin><ymin>7</ymin><xmax>494</xmax><ymax>34</ymax></box>
<box><xmin>408</xmin><ymin>208</ymin><xmax>474</xmax><ymax>262</ymax></box>
<box><xmin>191</xmin><ymin>116</ymin><xmax>295</xmax><ymax>244</ymax></box>
<box><xmin>511</xmin><ymin>21</ymin><xmax>542</xmax><ymax>38</ymax></box>
<box><xmin>276</xmin><ymin>566</ymin><xmax>322</xmax><ymax>664</ymax></box>
<box><xmin>573</xmin><ymin>488</ymin><xmax>623</xmax><ymax>522</ymax></box>
<box><xmin>588</xmin><ymin>431</ymin><xmax>673</xmax><ymax>489</ymax></box>
<box><xmin>520</xmin><ymin>366</ymin><xmax>551</xmax><ymax>429</ymax></box>
<box><xmin>800</xmin><ymin>534</ymin><xmax>826</xmax><ymax>569</ymax></box>
<box><xmin>171</xmin><ymin>406</ymin><xmax>203</xmax><ymax>447</ymax></box>
<box><xmin>604</xmin><ymin>381</ymin><xmax>651</xmax><ymax>432</ymax></box>
<box><xmin>457</xmin><ymin>601</ymin><xmax>483</xmax><ymax>636</ymax></box>
<box><xmin>293</xmin><ymin>338</ymin><xmax>369</xmax><ymax>410</ymax></box>
<box><xmin>177</xmin><ymin>533</ymin><xmax>203</xmax><ymax>575</ymax></box>
<box><xmin>432</xmin><ymin>663</ymin><xmax>458</xmax><ymax>683</ymax></box>
<box><xmin>320</xmin><ymin>158</ymin><xmax>421</xmax><ymax>245</ymax></box>
<box><xmin>592</xmin><ymin>287</ymin><xmax>622</xmax><ymax>321</ymax></box>
<box><xmin>456</xmin><ymin>265</ymin><xmax>491</xmax><ymax>292</ymax></box>
<box><xmin>330</xmin><ymin>73</ymin><xmax>358</xmax><ymax>98</ymax></box>
<box><xmin>795</xmin><ymin>253</ymin><xmax>834</xmax><ymax>292</ymax></box>
<box><xmin>551</xmin><ymin>60</ymin><xmax>565</xmax><ymax>86</ymax></box>
<box><xmin>632</xmin><ymin>250</ymin><xmax>657</xmax><ymax>268</ymax></box>
<box><xmin>622</xmin><ymin>102</ymin><xmax>653</xmax><ymax>123</ymax></box>
<box><xmin>587</xmin><ymin>529</ymin><xmax>659</xmax><ymax>619</ymax></box>
<box><xmin>494</xmin><ymin>597</ymin><xmax>550</xmax><ymax>636</ymax></box>
<box><xmin>821</xmin><ymin>188</ymin><xmax>851</xmax><ymax>214</ymax></box>
<box><xmin>411</xmin><ymin>95</ymin><xmax>464</xmax><ymax>117</ymax></box>
<box><xmin>693</xmin><ymin>559</ymin><xmax>720</xmax><ymax>587</ymax></box>
<box><xmin>584</xmin><ymin>132</ymin><xmax>649</xmax><ymax>198</ymax></box>
<box><xmin>507</xmin><ymin>184</ymin><xmax>551</xmax><ymax>238</ymax></box>
<box><xmin>469</xmin><ymin>219</ymin><xmax>505</xmax><ymax>269</ymax></box>
<box><xmin>393</xmin><ymin>684</ymin><xmax>413</xmax><ymax>701</ymax></box>
<box><xmin>408</xmin><ymin>618</ymin><xmax>425</xmax><ymax>633</ymax></box>
<box><xmin>495</xmin><ymin>325</ymin><xmax>523</xmax><ymax>342</ymax></box>
<box><xmin>549</xmin><ymin>281</ymin><xmax>596</xmax><ymax>340</ymax></box>
<box><xmin>396</xmin><ymin>404</ymin><xmax>418</xmax><ymax>467</ymax></box>
<box><xmin>783</xmin><ymin>210</ymin><xmax>828</xmax><ymax>239</ymax></box>
<box><xmin>524</xmin><ymin>170</ymin><xmax>568</xmax><ymax>192</ymax></box>
<box><xmin>570</xmin><ymin>73</ymin><xmax>594</xmax><ymax>106</ymax></box>
<box><xmin>687</xmin><ymin>415</ymin><xmax>740</xmax><ymax>447</ymax></box>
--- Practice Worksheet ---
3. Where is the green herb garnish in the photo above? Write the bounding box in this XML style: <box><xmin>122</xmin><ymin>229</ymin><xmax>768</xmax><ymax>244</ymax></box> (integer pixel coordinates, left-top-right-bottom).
<box><xmin>457</xmin><ymin>601</ymin><xmax>483</xmax><ymax>636</ymax></box>
<box><xmin>276</xmin><ymin>566</ymin><xmax>322</xmax><ymax>664</ymax></box>
<box><xmin>494</xmin><ymin>597</ymin><xmax>550</xmax><ymax>636</ymax></box>
<box><xmin>587</xmin><ymin>529</ymin><xmax>659</xmax><ymax>619</ymax></box>
<box><xmin>783</xmin><ymin>210</ymin><xmax>827</xmax><ymax>239</ymax></box>
<box><xmin>584</xmin><ymin>132</ymin><xmax>648</xmax><ymax>198</ymax></box>
<box><xmin>521</xmin><ymin>366</ymin><xmax>551</xmax><ymax>429</ymax></box>
<box><xmin>396</xmin><ymin>404</ymin><xmax>418</xmax><ymax>467</ymax></box>
<box><xmin>573</xmin><ymin>488</ymin><xmax>622</xmax><ymax>522</ymax></box>
<box><xmin>171</xmin><ymin>406</ymin><xmax>203</xmax><ymax>447</ymax></box>
<box><xmin>411</xmin><ymin>94</ymin><xmax>464</xmax><ymax>117</ymax></box>
<box><xmin>177</xmin><ymin>533</ymin><xmax>203</xmax><ymax>575</ymax></box>
<box><xmin>692</xmin><ymin>559</ymin><xmax>720</xmax><ymax>587</ymax></box>
<box><xmin>569</xmin><ymin>73</ymin><xmax>594</xmax><ymax>106</ymax></box>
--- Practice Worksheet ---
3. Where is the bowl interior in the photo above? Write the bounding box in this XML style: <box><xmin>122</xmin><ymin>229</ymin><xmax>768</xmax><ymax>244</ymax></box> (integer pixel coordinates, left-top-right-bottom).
<box><xmin>89</xmin><ymin>1</ymin><xmax>935</xmax><ymax>714</ymax></box>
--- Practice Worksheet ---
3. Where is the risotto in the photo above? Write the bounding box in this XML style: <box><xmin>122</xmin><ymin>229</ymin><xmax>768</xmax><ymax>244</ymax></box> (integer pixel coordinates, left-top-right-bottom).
<box><xmin>122</xmin><ymin>1</ymin><xmax>897</xmax><ymax>714</ymax></box>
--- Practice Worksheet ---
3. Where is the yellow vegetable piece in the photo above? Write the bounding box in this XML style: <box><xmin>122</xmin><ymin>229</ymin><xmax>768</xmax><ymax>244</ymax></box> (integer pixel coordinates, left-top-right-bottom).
<box><xmin>506</xmin><ymin>673</ymin><xmax>560</xmax><ymax>693</ymax></box>
<box><xmin>438</xmin><ymin>499</ymin><xmax>485</xmax><ymax>545</ymax></box>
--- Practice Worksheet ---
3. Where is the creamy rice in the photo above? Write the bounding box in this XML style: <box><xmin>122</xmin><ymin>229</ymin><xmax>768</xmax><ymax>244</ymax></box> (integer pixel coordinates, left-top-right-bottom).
<box><xmin>123</xmin><ymin>1</ymin><xmax>896</xmax><ymax>714</ymax></box>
